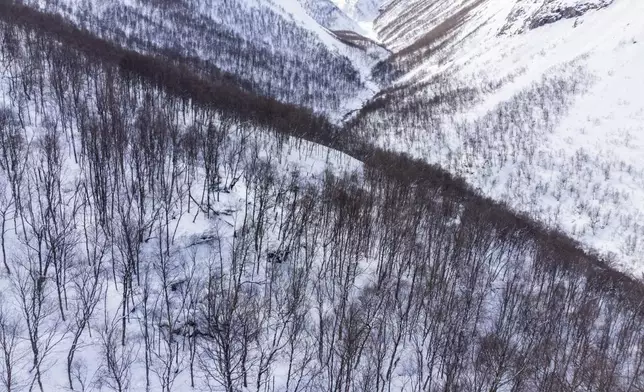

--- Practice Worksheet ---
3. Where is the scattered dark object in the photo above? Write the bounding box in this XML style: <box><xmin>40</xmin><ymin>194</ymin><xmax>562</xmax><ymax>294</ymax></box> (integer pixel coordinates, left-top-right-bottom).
<box><xmin>267</xmin><ymin>249</ymin><xmax>290</xmax><ymax>264</ymax></box>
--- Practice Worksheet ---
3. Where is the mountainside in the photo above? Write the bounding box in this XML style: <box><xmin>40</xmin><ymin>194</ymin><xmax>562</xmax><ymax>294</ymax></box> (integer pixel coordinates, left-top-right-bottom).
<box><xmin>21</xmin><ymin>0</ymin><xmax>386</xmax><ymax>118</ymax></box>
<box><xmin>1</xmin><ymin>0</ymin><xmax>644</xmax><ymax>391</ymax></box>
<box><xmin>352</xmin><ymin>0</ymin><xmax>644</xmax><ymax>276</ymax></box>
<box><xmin>334</xmin><ymin>0</ymin><xmax>385</xmax><ymax>23</ymax></box>
<box><xmin>298</xmin><ymin>0</ymin><xmax>365</xmax><ymax>31</ymax></box>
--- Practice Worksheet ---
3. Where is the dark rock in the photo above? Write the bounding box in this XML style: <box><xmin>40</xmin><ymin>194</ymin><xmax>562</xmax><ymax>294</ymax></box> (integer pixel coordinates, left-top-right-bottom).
<box><xmin>529</xmin><ymin>1</ymin><xmax>613</xmax><ymax>30</ymax></box>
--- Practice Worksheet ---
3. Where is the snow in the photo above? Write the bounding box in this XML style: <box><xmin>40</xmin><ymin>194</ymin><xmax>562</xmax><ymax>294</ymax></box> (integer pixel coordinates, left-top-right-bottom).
<box><xmin>20</xmin><ymin>0</ymin><xmax>644</xmax><ymax>278</ymax></box>
<box><xmin>264</xmin><ymin>0</ymin><xmax>389</xmax><ymax>120</ymax></box>
<box><xmin>332</xmin><ymin>0</ymin><xmax>386</xmax><ymax>23</ymax></box>
<box><xmin>297</xmin><ymin>0</ymin><xmax>366</xmax><ymax>32</ymax></box>
<box><xmin>2</xmin><ymin>0</ymin><xmax>644</xmax><ymax>390</ymax></box>
<box><xmin>359</xmin><ymin>0</ymin><xmax>644</xmax><ymax>276</ymax></box>
<box><xmin>357</xmin><ymin>20</ymin><xmax>379</xmax><ymax>40</ymax></box>
<box><xmin>25</xmin><ymin>0</ymin><xmax>390</xmax><ymax>126</ymax></box>
<box><xmin>0</xmin><ymin>29</ymin><xmax>364</xmax><ymax>390</ymax></box>
<box><xmin>270</xmin><ymin>0</ymin><xmax>347</xmax><ymax>50</ymax></box>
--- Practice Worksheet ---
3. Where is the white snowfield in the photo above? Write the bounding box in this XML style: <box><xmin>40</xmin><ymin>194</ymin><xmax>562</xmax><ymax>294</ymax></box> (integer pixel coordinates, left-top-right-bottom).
<box><xmin>332</xmin><ymin>0</ymin><xmax>385</xmax><ymax>23</ymax></box>
<box><xmin>351</xmin><ymin>0</ymin><xmax>644</xmax><ymax>276</ymax></box>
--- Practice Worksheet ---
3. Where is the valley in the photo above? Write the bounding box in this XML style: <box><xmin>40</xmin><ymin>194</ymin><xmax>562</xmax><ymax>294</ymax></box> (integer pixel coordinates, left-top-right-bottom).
<box><xmin>0</xmin><ymin>0</ymin><xmax>643</xmax><ymax>391</ymax></box>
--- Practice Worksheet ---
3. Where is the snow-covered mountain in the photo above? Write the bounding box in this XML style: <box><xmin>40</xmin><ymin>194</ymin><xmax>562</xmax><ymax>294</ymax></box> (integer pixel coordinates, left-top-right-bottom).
<box><xmin>369</xmin><ymin>0</ymin><xmax>616</xmax><ymax>51</ymax></box>
<box><xmin>2</xmin><ymin>0</ymin><xmax>644</xmax><ymax>391</ymax></box>
<box><xmin>351</xmin><ymin>0</ymin><xmax>644</xmax><ymax>276</ymax></box>
<box><xmin>333</xmin><ymin>0</ymin><xmax>385</xmax><ymax>22</ymax></box>
<box><xmin>298</xmin><ymin>0</ymin><xmax>365</xmax><ymax>31</ymax></box>
<box><xmin>21</xmin><ymin>0</ymin><xmax>386</xmax><ymax>118</ymax></box>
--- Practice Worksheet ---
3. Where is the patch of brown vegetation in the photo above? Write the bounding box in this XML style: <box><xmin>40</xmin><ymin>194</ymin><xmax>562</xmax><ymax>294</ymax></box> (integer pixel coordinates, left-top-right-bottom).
<box><xmin>392</xmin><ymin>0</ymin><xmax>486</xmax><ymax>60</ymax></box>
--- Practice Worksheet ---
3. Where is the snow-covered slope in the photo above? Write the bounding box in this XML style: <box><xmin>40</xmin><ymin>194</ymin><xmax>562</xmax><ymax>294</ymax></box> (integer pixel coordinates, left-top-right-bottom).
<box><xmin>352</xmin><ymin>0</ymin><xmax>644</xmax><ymax>275</ymax></box>
<box><xmin>371</xmin><ymin>0</ymin><xmax>615</xmax><ymax>51</ymax></box>
<box><xmin>298</xmin><ymin>0</ymin><xmax>365</xmax><ymax>31</ymax></box>
<box><xmin>333</xmin><ymin>0</ymin><xmax>386</xmax><ymax>22</ymax></box>
<box><xmin>0</xmin><ymin>14</ymin><xmax>362</xmax><ymax>391</ymax></box>
<box><xmin>23</xmin><ymin>0</ymin><xmax>385</xmax><ymax>119</ymax></box>
<box><xmin>501</xmin><ymin>0</ymin><xmax>615</xmax><ymax>33</ymax></box>
<box><xmin>3</xmin><ymin>3</ymin><xmax>644</xmax><ymax>392</ymax></box>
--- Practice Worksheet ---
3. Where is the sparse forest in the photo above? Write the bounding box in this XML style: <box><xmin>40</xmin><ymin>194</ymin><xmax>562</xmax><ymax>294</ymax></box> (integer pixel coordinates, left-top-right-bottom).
<box><xmin>350</xmin><ymin>0</ymin><xmax>644</xmax><ymax>273</ymax></box>
<box><xmin>350</xmin><ymin>54</ymin><xmax>644</xmax><ymax>274</ymax></box>
<box><xmin>0</xmin><ymin>1</ymin><xmax>643</xmax><ymax>392</ymax></box>
<box><xmin>17</xmin><ymin>0</ymin><xmax>371</xmax><ymax>115</ymax></box>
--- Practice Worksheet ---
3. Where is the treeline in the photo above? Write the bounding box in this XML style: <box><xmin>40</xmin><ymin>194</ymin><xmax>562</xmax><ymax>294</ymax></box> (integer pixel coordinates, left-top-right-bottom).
<box><xmin>0</xmin><ymin>2</ymin><xmax>643</xmax><ymax>392</ymax></box>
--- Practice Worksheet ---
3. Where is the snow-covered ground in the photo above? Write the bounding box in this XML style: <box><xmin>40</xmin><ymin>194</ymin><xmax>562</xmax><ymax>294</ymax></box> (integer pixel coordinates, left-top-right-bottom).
<box><xmin>296</xmin><ymin>0</ymin><xmax>366</xmax><ymax>32</ymax></box>
<box><xmin>353</xmin><ymin>0</ymin><xmax>644</xmax><ymax>276</ymax></box>
<box><xmin>0</xmin><ymin>25</ymin><xmax>364</xmax><ymax>390</ymax></box>
<box><xmin>24</xmin><ymin>0</ymin><xmax>387</xmax><ymax>120</ymax></box>
<box><xmin>26</xmin><ymin>0</ymin><xmax>644</xmax><ymax>278</ymax></box>
<box><xmin>331</xmin><ymin>0</ymin><xmax>385</xmax><ymax>23</ymax></box>
<box><xmin>3</xmin><ymin>2</ymin><xmax>644</xmax><ymax>391</ymax></box>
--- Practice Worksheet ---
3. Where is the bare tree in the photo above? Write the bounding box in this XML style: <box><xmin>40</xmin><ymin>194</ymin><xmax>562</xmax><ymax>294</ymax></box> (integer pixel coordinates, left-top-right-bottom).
<box><xmin>0</xmin><ymin>294</ymin><xmax>25</xmax><ymax>392</ymax></box>
<box><xmin>12</xmin><ymin>257</ymin><xmax>66</xmax><ymax>392</ymax></box>
<box><xmin>0</xmin><ymin>176</ymin><xmax>13</xmax><ymax>275</ymax></box>
<box><xmin>66</xmin><ymin>221</ymin><xmax>108</xmax><ymax>390</ymax></box>
<box><xmin>95</xmin><ymin>316</ymin><xmax>138</xmax><ymax>392</ymax></box>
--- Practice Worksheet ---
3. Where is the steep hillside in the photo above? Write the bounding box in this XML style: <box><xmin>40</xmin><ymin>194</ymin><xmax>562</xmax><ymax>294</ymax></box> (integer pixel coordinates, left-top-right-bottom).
<box><xmin>2</xmin><ymin>3</ymin><xmax>644</xmax><ymax>392</ymax></box>
<box><xmin>352</xmin><ymin>0</ymin><xmax>644</xmax><ymax>275</ymax></box>
<box><xmin>21</xmin><ymin>0</ymin><xmax>386</xmax><ymax>118</ymax></box>
<box><xmin>298</xmin><ymin>0</ymin><xmax>364</xmax><ymax>31</ymax></box>
<box><xmin>334</xmin><ymin>0</ymin><xmax>385</xmax><ymax>23</ymax></box>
